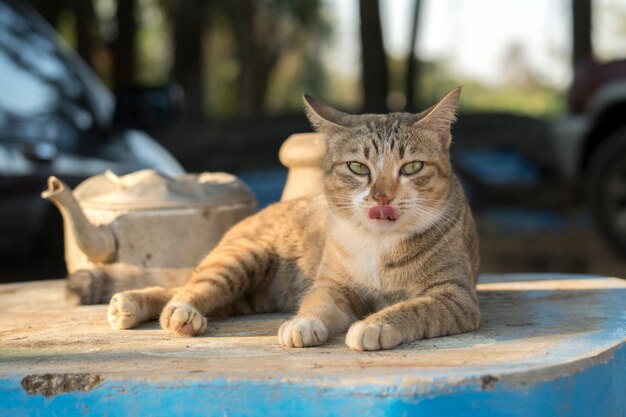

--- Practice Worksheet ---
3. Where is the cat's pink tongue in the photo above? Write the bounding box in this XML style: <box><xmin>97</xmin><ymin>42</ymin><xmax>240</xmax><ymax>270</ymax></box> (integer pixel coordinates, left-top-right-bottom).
<box><xmin>368</xmin><ymin>205</ymin><xmax>398</xmax><ymax>222</ymax></box>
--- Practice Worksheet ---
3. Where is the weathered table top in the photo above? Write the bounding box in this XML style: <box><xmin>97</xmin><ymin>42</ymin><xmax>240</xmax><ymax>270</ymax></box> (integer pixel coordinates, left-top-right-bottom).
<box><xmin>1</xmin><ymin>274</ymin><xmax>625</xmax><ymax>417</ymax></box>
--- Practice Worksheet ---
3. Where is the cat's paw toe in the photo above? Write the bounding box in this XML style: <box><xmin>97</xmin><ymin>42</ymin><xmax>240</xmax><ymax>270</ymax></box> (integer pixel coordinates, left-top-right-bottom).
<box><xmin>278</xmin><ymin>317</ymin><xmax>328</xmax><ymax>348</ymax></box>
<box><xmin>160</xmin><ymin>302</ymin><xmax>207</xmax><ymax>337</ymax></box>
<box><xmin>345</xmin><ymin>321</ymin><xmax>403</xmax><ymax>351</ymax></box>
<box><xmin>107</xmin><ymin>293</ymin><xmax>141</xmax><ymax>330</ymax></box>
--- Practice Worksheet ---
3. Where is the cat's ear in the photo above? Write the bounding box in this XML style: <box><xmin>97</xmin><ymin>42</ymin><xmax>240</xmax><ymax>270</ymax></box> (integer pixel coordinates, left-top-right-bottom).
<box><xmin>303</xmin><ymin>94</ymin><xmax>353</xmax><ymax>134</ymax></box>
<box><xmin>415</xmin><ymin>87</ymin><xmax>461</xmax><ymax>149</ymax></box>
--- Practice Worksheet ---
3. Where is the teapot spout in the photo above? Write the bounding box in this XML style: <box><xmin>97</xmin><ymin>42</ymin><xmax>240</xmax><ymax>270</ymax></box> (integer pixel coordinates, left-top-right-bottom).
<box><xmin>42</xmin><ymin>176</ymin><xmax>117</xmax><ymax>263</ymax></box>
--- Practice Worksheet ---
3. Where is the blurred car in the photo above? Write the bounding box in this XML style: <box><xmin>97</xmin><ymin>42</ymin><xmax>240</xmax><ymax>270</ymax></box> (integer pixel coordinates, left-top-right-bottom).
<box><xmin>0</xmin><ymin>0</ymin><xmax>184</xmax><ymax>276</ymax></box>
<box><xmin>552</xmin><ymin>58</ymin><xmax>626</xmax><ymax>258</ymax></box>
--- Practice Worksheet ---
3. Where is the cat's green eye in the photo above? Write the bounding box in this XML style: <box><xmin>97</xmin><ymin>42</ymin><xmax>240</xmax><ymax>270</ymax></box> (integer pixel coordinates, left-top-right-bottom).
<box><xmin>400</xmin><ymin>161</ymin><xmax>424</xmax><ymax>176</ymax></box>
<box><xmin>347</xmin><ymin>161</ymin><xmax>370</xmax><ymax>175</ymax></box>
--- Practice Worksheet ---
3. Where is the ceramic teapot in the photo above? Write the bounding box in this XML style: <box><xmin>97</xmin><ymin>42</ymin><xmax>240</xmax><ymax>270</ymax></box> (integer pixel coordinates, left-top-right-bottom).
<box><xmin>42</xmin><ymin>169</ymin><xmax>256</xmax><ymax>304</ymax></box>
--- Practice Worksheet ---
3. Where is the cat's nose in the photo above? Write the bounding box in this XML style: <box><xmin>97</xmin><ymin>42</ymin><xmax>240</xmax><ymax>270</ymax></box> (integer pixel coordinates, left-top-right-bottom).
<box><xmin>373</xmin><ymin>193</ymin><xmax>395</xmax><ymax>205</ymax></box>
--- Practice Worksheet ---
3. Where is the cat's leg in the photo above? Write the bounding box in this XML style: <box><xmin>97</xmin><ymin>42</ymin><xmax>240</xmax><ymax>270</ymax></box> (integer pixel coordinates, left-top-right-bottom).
<box><xmin>66</xmin><ymin>269</ymin><xmax>105</xmax><ymax>305</ymax></box>
<box><xmin>345</xmin><ymin>284</ymin><xmax>480</xmax><ymax>351</ymax></box>
<box><xmin>278</xmin><ymin>279</ymin><xmax>363</xmax><ymax>348</ymax></box>
<box><xmin>160</xmin><ymin>239</ymin><xmax>273</xmax><ymax>337</ymax></box>
<box><xmin>108</xmin><ymin>287</ymin><xmax>179</xmax><ymax>330</ymax></box>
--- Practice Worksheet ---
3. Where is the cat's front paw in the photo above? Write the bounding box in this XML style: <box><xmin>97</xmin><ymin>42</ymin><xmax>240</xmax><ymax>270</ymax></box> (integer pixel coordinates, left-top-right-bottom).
<box><xmin>278</xmin><ymin>317</ymin><xmax>328</xmax><ymax>348</ymax></box>
<box><xmin>345</xmin><ymin>321</ymin><xmax>403</xmax><ymax>351</ymax></box>
<box><xmin>108</xmin><ymin>292</ymin><xmax>143</xmax><ymax>330</ymax></box>
<box><xmin>160</xmin><ymin>302</ymin><xmax>207</xmax><ymax>337</ymax></box>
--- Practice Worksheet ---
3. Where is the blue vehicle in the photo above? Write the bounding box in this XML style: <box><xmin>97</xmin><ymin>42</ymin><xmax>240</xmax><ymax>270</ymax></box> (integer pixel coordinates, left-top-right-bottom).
<box><xmin>0</xmin><ymin>0</ymin><xmax>184</xmax><ymax>278</ymax></box>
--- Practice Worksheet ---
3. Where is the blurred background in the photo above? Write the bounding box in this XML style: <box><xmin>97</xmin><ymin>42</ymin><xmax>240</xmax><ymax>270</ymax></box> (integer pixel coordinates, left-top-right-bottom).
<box><xmin>1</xmin><ymin>0</ymin><xmax>626</xmax><ymax>281</ymax></box>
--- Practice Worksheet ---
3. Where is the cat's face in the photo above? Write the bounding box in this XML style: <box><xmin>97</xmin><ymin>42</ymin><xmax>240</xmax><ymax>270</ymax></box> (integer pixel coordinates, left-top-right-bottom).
<box><xmin>304</xmin><ymin>88</ymin><xmax>460</xmax><ymax>235</ymax></box>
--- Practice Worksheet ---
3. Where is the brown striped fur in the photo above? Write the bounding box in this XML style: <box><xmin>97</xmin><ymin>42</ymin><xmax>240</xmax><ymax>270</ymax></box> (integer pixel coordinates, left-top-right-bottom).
<box><xmin>107</xmin><ymin>87</ymin><xmax>481</xmax><ymax>351</ymax></box>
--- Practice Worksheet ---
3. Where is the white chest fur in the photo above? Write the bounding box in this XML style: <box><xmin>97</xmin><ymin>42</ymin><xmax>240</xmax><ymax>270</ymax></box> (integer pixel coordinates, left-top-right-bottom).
<box><xmin>327</xmin><ymin>216</ymin><xmax>399</xmax><ymax>289</ymax></box>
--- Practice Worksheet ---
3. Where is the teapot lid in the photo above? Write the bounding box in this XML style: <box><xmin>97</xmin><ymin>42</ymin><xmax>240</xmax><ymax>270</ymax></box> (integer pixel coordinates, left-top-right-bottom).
<box><xmin>75</xmin><ymin>169</ymin><xmax>256</xmax><ymax>210</ymax></box>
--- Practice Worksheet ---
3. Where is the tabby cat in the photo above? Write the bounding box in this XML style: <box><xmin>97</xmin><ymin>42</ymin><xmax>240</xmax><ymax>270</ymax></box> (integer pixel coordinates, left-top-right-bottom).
<box><xmin>107</xmin><ymin>87</ymin><xmax>480</xmax><ymax>351</ymax></box>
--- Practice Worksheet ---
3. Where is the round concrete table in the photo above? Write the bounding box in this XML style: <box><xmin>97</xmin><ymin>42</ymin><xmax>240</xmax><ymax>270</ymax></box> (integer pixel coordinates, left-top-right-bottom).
<box><xmin>0</xmin><ymin>274</ymin><xmax>624</xmax><ymax>417</ymax></box>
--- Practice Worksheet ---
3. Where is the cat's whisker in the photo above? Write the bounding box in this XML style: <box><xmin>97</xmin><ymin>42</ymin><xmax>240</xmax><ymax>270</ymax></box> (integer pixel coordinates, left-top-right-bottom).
<box><xmin>403</xmin><ymin>209</ymin><xmax>458</xmax><ymax>256</ymax></box>
<box><xmin>406</xmin><ymin>206</ymin><xmax>473</xmax><ymax>244</ymax></box>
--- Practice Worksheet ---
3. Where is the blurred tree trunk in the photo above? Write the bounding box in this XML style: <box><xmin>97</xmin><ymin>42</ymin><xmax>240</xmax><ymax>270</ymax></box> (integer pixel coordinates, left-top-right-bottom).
<box><xmin>572</xmin><ymin>0</ymin><xmax>593</xmax><ymax>65</ymax></box>
<box><xmin>173</xmin><ymin>0</ymin><xmax>207</xmax><ymax>121</ymax></box>
<box><xmin>405</xmin><ymin>0</ymin><xmax>421</xmax><ymax>111</ymax></box>
<box><xmin>31</xmin><ymin>0</ymin><xmax>62</xmax><ymax>28</ymax></box>
<box><xmin>359</xmin><ymin>0</ymin><xmax>388</xmax><ymax>112</ymax></box>
<box><xmin>30</xmin><ymin>0</ymin><xmax>100</xmax><ymax>70</ymax></box>
<box><xmin>70</xmin><ymin>0</ymin><xmax>97</xmax><ymax>68</ymax></box>
<box><xmin>227</xmin><ymin>0</ymin><xmax>277</xmax><ymax>116</ymax></box>
<box><xmin>112</xmin><ymin>0</ymin><xmax>137</xmax><ymax>93</ymax></box>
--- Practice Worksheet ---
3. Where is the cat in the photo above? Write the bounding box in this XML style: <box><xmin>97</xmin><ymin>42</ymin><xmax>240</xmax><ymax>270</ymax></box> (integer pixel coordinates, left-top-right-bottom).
<box><xmin>107</xmin><ymin>87</ymin><xmax>481</xmax><ymax>351</ymax></box>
